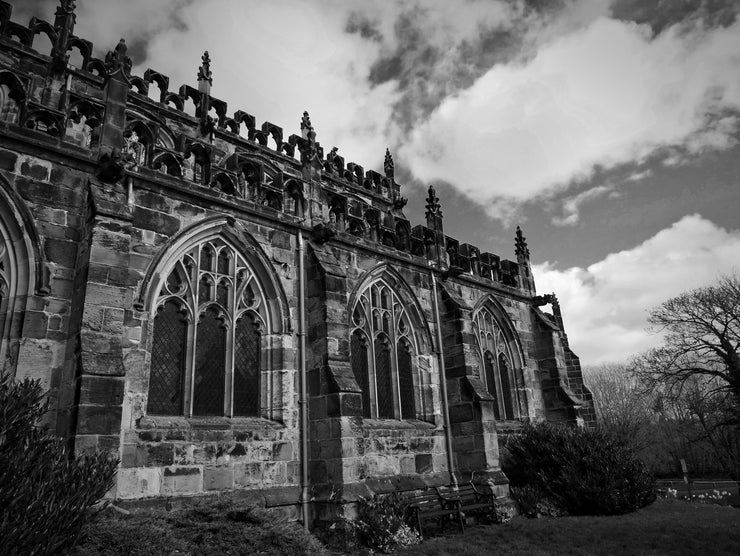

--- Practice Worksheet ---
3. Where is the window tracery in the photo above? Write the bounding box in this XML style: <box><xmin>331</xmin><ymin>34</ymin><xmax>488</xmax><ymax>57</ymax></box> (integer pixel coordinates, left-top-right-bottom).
<box><xmin>0</xmin><ymin>83</ymin><xmax>21</xmax><ymax>124</ymax></box>
<box><xmin>473</xmin><ymin>305</ymin><xmax>519</xmax><ymax>420</ymax></box>
<box><xmin>148</xmin><ymin>237</ymin><xmax>266</xmax><ymax>417</ymax></box>
<box><xmin>350</xmin><ymin>279</ymin><xmax>418</xmax><ymax>419</ymax></box>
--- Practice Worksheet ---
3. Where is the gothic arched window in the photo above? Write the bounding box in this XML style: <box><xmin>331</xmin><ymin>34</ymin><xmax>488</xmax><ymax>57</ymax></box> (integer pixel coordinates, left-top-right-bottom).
<box><xmin>148</xmin><ymin>237</ymin><xmax>265</xmax><ymax>417</ymax></box>
<box><xmin>474</xmin><ymin>305</ymin><xmax>520</xmax><ymax>420</ymax></box>
<box><xmin>0</xmin><ymin>233</ymin><xmax>11</xmax><ymax>366</ymax></box>
<box><xmin>350</xmin><ymin>279</ymin><xmax>418</xmax><ymax>419</ymax></box>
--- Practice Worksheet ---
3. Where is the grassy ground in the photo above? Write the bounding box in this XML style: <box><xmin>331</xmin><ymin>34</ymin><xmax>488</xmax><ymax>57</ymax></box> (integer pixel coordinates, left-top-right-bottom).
<box><xmin>397</xmin><ymin>499</ymin><xmax>740</xmax><ymax>556</ymax></box>
<box><xmin>73</xmin><ymin>497</ymin><xmax>740</xmax><ymax>555</ymax></box>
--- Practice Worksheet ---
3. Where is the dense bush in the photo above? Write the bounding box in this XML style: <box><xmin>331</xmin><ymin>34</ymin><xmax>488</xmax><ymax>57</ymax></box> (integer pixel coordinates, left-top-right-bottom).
<box><xmin>345</xmin><ymin>495</ymin><xmax>421</xmax><ymax>553</ymax></box>
<box><xmin>0</xmin><ymin>374</ymin><xmax>118</xmax><ymax>556</ymax></box>
<box><xmin>502</xmin><ymin>422</ymin><xmax>655</xmax><ymax>516</ymax></box>
<box><xmin>76</xmin><ymin>497</ymin><xmax>329</xmax><ymax>556</ymax></box>
<box><xmin>509</xmin><ymin>485</ymin><xmax>565</xmax><ymax>518</ymax></box>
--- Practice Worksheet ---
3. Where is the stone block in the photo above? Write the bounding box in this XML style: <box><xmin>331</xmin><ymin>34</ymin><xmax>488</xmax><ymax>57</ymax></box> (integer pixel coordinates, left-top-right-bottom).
<box><xmin>133</xmin><ymin>206</ymin><xmax>180</xmax><ymax>235</ymax></box>
<box><xmin>234</xmin><ymin>462</ymin><xmax>262</xmax><ymax>486</ymax></box>
<box><xmin>78</xmin><ymin>375</ymin><xmax>125</xmax><ymax>405</ymax></box>
<box><xmin>50</xmin><ymin>166</ymin><xmax>86</xmax><ymax>190</ymax></box>
<box><xmin>85</xmin><ymin>283</ymin><xmax>128</xmax><ymax>308</ymax></box>
<box><xmin>0</xmin><ymin>149</ymin><xmax>17</xmax><ymax>171</ymax></box>
<box><xmin>272</xmin><ymin>441</ymin><xmax>294</xmax><ymax>461</ymax></box>
<box><xmin>20</xmin><ymin>158</ymin><xmax>51</xmax><ymax>181</ymax></box>
<box><xmin>76</xmin><ymin>404</ymin><xmax>122</xmax><ymax>435</ymax></box>
<box><xmin>117</xmin><ymin>467</ymin><xmax>162</xmax><ymax>499</ymax></box>
<box><xmin>121</xmin><ymin>444</ymin><xmax>147</xmax><ymax>468</ymax></box>
<box><xmin>400</xmin><ymin>455</ymin><xmax>416</xmax><ymax>475</ymax></box>
<box><xmin>415</xmin><ymin>453</ymin><xmax>433</xmax><ymax>474</ymax></box>
<box><xmin>102</xmin><ymin>308</ymin><xmax>125</xmax><ymax>333</ymax></box>
<box><xmin>44</xmin><ymin>238</ymin><xmax>77</xmax><ymax>268</ymax></box>
<box><xmin>204</xmin><ymin>466</ymin><xmax>234</xmax><ymax>490</ymax></box>
<box><xmin>162</xmin><ymin>466</ymin><xmax>203</xmax><ymax>495</ymax></box>
<box><xmin>147</xmin><ymin>443</ymin><xmax>175</xmax><ymax>466</ymax></box>
<box><xmin>23</xmin><ymin>310</ymin><xmax>48</xmax><ymax>339</ymax></box>
<box><xmin>449</xmin><ymin>403</ymin><xmax>474</xmax><ymax>423</ymax></box>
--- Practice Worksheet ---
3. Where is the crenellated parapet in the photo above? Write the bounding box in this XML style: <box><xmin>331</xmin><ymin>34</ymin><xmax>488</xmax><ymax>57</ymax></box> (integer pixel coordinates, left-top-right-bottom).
<box><xmin>0</xmin><ymin>0</ymin><xmax>531</xmax><ymax>295</ymax></box>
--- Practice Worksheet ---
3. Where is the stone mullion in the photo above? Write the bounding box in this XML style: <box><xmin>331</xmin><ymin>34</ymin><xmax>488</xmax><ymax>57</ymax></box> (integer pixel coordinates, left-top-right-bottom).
<box><xmin>389</xmin><ymin>298</ymin><xmax>402</xmax><ymax>419</ymax></box>
<box><xmin>224</xmin><ymin>262</ymin><xmax>237</xmax><ymax>418</ymax></box>
<box><xmin>368</xmin><ymin>317</ymin><xmax>379</xmax><ymax>418</ymax></box>
<box><xmin>492</xmin><ymin>355</ymin><xmax>507</xmax><ymax>419</ymax></box>
<box><xmin>187</xmin><ymin>250</ymin><xmax>202</xmax><ymax>418</ymax></box>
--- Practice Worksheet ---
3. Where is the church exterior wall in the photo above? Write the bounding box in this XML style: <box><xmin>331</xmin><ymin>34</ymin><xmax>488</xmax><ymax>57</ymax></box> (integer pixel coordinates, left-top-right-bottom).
<box><xmin>0</xmin><ymin>0</ymin><xmax>593</xmax><ymax>523</ymax></box>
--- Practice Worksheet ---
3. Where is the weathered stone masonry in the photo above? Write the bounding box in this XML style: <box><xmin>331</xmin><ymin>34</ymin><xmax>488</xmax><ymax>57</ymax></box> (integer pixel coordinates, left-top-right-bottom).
<box><xmin>0</xmin><ymin>0</ymin><xmax>594</xmax><ymax>524</ymax></box>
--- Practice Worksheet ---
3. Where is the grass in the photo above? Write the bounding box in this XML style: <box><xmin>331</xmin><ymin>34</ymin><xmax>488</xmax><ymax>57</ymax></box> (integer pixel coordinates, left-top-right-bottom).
<box><xmin>72</xmin><ymin>497</ymin><xmax>740</xmax><ymax>555</ymax></box>
<box><xmin>396</xmin><ymin>499</ymin><xmax>740</xmax><ymax>556</ymax></box>
<box><xmin>73</xmin><ymin>496</ymin><xmax>329</xmax><ymax>556</ymax></box>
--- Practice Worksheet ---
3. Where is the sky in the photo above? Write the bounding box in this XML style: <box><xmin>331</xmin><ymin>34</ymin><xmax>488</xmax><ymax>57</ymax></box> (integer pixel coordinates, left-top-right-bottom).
<box><xmin>14</xmin><ymin>0</ymin><xmax>740</xmax><ymax>366</ymax></box>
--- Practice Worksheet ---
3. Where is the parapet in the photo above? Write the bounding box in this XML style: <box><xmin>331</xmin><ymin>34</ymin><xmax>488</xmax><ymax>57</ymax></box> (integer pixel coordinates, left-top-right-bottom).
<box><xmin>0</xmin><ymin>0</ymin><xmax>531</xmax><ymax>294</ymax></box>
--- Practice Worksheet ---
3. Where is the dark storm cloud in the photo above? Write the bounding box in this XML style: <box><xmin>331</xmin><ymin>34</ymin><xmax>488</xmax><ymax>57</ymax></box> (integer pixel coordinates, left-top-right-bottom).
<box><xmin>76</xmin><ymin>0</ymin><xmax>194</xmax><ymax>61</ymax></box>
<box><xmin>611</xmin><ymin>0</ymin><xmax>739</xmax><ymax>34</ymax></box>
<box><xmin>345</xmin><ymin>3</ymin><xmax>530</xmax><ymax>133</ymax></box>
<box><xmin>8</xmin><ymin>0</ymin><xmax>53</xmax><ymax>24</ymax></box>
<box><xmin>345</xmin><ymin>12</ymin><xmax>383</xmax><ymax>42</ymax></box>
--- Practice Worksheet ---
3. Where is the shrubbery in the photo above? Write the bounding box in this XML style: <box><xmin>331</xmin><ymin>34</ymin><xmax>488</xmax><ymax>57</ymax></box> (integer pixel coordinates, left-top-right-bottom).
<box><xmin>75</xmin><ymin>497</ymin><xmax>329</xmax><ymax>556</ymax></box>
<box><xmin>345</xmin><ymin>495</ymin><xmax>421</xmax><ymax>553</ymax></box>
<box><xmin>0</xmin><ymin>374</ymin><xmax>118</xmax><ymax>556</ymax></box>
<box><xmin>503</xmin><ymin>422</ymin><xmax>655</xmax><ymax>516</ymax></box>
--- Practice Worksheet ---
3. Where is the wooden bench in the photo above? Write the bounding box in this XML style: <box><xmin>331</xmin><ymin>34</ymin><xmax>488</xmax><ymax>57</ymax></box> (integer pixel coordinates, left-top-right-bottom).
<box><xmin>436</xmin><ymin>483</ymin><xmax>498</xmax><ymax>524</ymax></box>
<box><xmin>395</xmin><ymin>489</ymin><xmax>464</xmax><ymax>537</ymax></box>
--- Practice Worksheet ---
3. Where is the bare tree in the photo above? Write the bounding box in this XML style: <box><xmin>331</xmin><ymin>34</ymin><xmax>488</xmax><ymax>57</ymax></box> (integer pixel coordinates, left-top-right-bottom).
<box><xmin>632</xmin><ymin>275</ymin><xmax>740</xmax><ymax>478</ymax></box>
<box><xmin>582</xmin><ymin>363</ymin><xmax>654</xmax><ymax>451</ymax></box>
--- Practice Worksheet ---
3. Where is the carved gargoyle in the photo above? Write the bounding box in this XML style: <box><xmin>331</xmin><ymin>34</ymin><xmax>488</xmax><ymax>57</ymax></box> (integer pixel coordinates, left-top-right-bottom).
<box><xmin>393</xmin><ymin>197</ymin><xmax>408</xmax><ymax>210</ymax></box>
<box><xmin>312</xmin><ymin>223</ymin><xmax>336</xmax><ymax>244</ymax></box>
<box><xmin>104</xmin><ymin>38</ymin><xmax>132</xmax><ymax>79</ymax></box>
<box><xmin>96</xmin><ymin>148</ymin><xmax>126</xmax><ymax>183</ymax></box>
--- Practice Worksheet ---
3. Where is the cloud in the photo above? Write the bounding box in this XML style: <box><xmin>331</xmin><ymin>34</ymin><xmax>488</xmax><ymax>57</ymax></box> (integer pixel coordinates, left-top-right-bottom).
<box><xmin>552</xmin><ymin>184</ymin><xmax>615</xmax><ymax>226</ymax></box>
<box><xmin>533</xmin><ymin>215</ymin><xmax>740</xmax><ymax>365</ymax></box>
<box><xmin>401</xmin><ymin>15</ymin><xmax>740</xmax><ymax>218</ymax></box>
<box><xmin>67</xmin><ymin>0</ymin><xmax>403</xmax><ymax>170</ymax></box>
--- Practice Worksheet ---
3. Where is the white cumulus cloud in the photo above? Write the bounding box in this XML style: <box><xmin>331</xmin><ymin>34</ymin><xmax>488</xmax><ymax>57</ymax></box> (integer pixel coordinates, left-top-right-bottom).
<box><xmin>402</xmin><ymin>16</ymin><xmax>740</xmax><ymax>217</ymax></box>
<box><xmin>533</xmin><ymin>215</ymin><xmax>740</xmax><ymax>365</ymax></box>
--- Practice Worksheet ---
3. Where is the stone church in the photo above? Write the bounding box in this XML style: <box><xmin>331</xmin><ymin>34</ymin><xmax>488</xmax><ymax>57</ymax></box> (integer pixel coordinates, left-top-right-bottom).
<box><xmin>0</xmin><ymin>1</ymin><xmax>593</xmax><ymax>524</ymax></box>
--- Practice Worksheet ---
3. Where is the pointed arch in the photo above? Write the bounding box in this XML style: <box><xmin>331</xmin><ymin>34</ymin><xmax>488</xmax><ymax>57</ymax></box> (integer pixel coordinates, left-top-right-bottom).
<box><xmin>348</xmin><ymin>264</ymin><xmax>433</xmax><ymax>419</ymax></box>
<box><xmin>348</xmin><ymin>264</ymin><xmax>433</xmax><ymax>355</ymax></box>
<box><xmin>0</xmin><ymin>181</ymin><xmax>48</xmax><ymax>375</ymax></box>
<box><xmin>138</xmin><ymin>216</ymin><xmax>289</xmax><ymax>419</ymax></box>
<box><xmin>472</xmin><ymin>294</ymin><xmax>526</xmax><ymax>420</ymax></box>
<box><xmin>0</xmin><ymin>70</ymin><xmax>26</xmax><ymax>125</ymax></box>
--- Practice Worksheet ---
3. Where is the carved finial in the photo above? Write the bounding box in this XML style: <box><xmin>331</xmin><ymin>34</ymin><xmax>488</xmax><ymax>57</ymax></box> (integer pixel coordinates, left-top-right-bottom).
<box><xmin>197</xmin><ymin>51</ymin><xmax>213</xmax><ymax>93</ymax></box>
<box><xmin>384</xmin><ymin>148</ymin><xmax>394</xmax><ymax>178</ymax></box>
<box><xmin>297</xmin><ymin>111</ymin><xmax>320</xmax><ymax>166</ymax></box>
<box><xmin>300</xmin><ymin>111</ymin><xmax>313</xmax><ymax>138</ymax></box>
<box><xmin>51</xmin><ymin>1</ymin><xmax>77</xmax><ymax>71</ymax></box>
<box><xmin>60</xmin><ymin>0</ymin><xmax>76</xmax><ymax>13</ymax></box>
<box><xmin>425</xmin><ymin>185</ymin><xmax>442</xmax><ymax>218</ymax></box>
<box><xmin>104</xmin><ymin>38</ymin><xmax>132</xmax><ymax>78</ymax></box>
<box><xmin>515</xmin><ymin>225</ymin><xmax>530</xmax><ymax>258</ymax></box>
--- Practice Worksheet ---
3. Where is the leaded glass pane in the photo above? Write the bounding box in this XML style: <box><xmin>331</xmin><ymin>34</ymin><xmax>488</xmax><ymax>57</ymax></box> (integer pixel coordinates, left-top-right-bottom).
<box><xmin>199</xmin><ymin>276</ymin><xmax>211</xmax><ymax>305</ymax></box>
<box><xmin>397</xmin><ymin>342</ymin><xmax>415</xmax><ymax>419</ymax></box>
<box><xmin>484</xmin><ymin>352</ymin><xmax>500</xmax><ymax>420</ymax></box>
<box><xmin>375</xmin><ymin>335</ymin><xmax>394</xmax><ymax>419</ymax></box>
<box><xmin>217</xmin><ymin>250</ymin><xmax>230</xmax><ymax>274</ymax></box>
<box><xmin>149</xmin><ymin>301</ymin><xmax>187</xmax><ymax>415</ymax></box>
<box><xmin>234</xmin><ymin>315</ymin><xmax>260</xmax><ymax>417</ymax></box>
<box><xmin>351</xmin><ymin>331</ymin><xmax>371</xmax><ymax>418</ymax></box>
<box><xmin>200</xmin><ymin>244</ymin><xmax>213</xmax><ymax>270</ymax></box>
<box><xmin>193</xmin><ymin>307</ymin><xmax>226</xmax><ymax>416</ymax></box>
<box><xmin>217</xmin><ymin>280</ymin><xmax>229</xmax><ymax>307</ymax></box>
<box><xmin>499</xmin><ymin>354</ymin><xmax>514</xmax><ymax>419</ymax></box>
